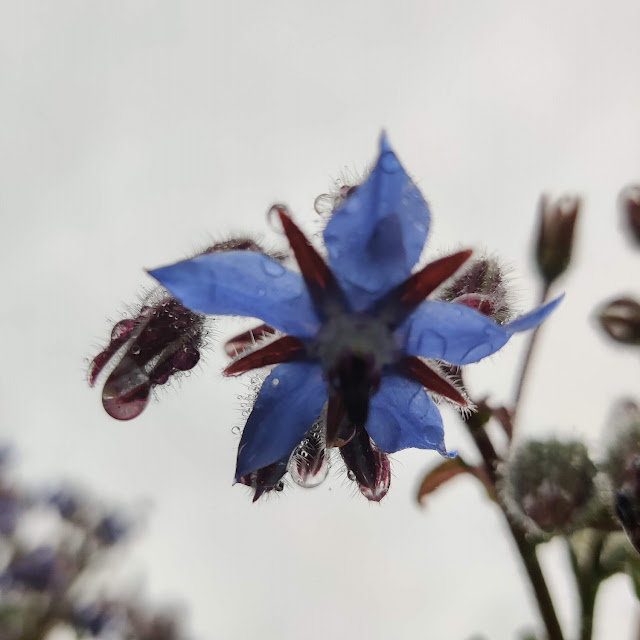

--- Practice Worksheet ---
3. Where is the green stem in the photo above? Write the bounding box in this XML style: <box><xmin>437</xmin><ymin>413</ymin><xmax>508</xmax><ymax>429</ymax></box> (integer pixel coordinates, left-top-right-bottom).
<box><xmin>467</xmin><ymin>421</ymin><xmax>565</xmax><ymax>640</ymax></box>
<box><xmin>567</xmin><ymin>534</ymin><xmax>605</xmax><ymax>640</ymax></box>
<box><xmin>512</xmin><ymin>282</ymin><xmax>551</xmax><ymax>428</ymax></box>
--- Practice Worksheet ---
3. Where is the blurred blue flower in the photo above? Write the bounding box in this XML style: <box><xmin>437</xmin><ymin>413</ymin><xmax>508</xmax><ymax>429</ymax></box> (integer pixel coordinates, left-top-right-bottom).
<box><xmin>5</xmin><ymin>546</ymin><xmax>60</xmax><ymax>591</ymax></box>
<box><xmin>150</xmin><ymin>134</ymin><xmax>561</xmax><ymax>497</ymax></box>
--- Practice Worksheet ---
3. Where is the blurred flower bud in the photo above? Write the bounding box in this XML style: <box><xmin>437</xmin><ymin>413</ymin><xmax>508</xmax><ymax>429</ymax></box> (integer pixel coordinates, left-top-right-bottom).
<box><xmin>604</xmin><ymin>400</ymin><xmax>640</xmax><ymax>551</ymax></box>
<box><xmin>620</xmin><ymin>185</ymin><xmax>640</xmax><ymax>246</ymax></box>
<box><xmin>89</xmin><ymin>295</ymin><xmax>207</xmax><ymax>420</ymax></box>
<box><xmin>535</xmin><ymin>195</ymin><xmax>579</xmax><ymax>286</ymax></box>
<box><xmin>340</xmin><ymin>427</ymin><xmax>390</xmax><ymax>502</ymax></box>
<box><xmin>599</xmin><ymin>297</ymin><xmax>640</xmax><ymax>345</ymax></box>
<box><xmin>5</xmin><ymin>547</ymin><xmax>63</xmax><ymax>591</ymax></box>
<box><xmin>438</xmin><ymin>258</ymin><xmax>510</xmax><ymax>324</ymax></box>
<box><xmin>95</xmin><ymin>514</ymin><xmax>129</xmax><ymax>545</ymax></box>
<box><xmin>73</xmin><ymin>603</ymin><xmax>111</xmax><ymax>636</ymax></box>
<box><xmin>505</xmin><ymin>439</ymin><xmax>598</xmax><ymax>534</ymax></box>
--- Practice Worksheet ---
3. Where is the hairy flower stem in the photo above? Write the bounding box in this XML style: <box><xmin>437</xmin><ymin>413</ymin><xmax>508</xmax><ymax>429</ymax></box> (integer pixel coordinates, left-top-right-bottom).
<box><xmin>467</xmin><ymin>418</ymin><xmax>565</xmax><ymax>640</ymax></box>
<box><xmin>512</xmin><ymin>283</ymin><xmax>551</xmax><ymax>429</ymax></box>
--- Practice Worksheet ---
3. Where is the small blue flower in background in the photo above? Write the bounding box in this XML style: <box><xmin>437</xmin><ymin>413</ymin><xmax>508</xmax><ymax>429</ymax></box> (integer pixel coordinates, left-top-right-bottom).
<box><xmin>149</xmin><ymin>134</ymin><xmax>562</xmax><ymax>502</ymax></box>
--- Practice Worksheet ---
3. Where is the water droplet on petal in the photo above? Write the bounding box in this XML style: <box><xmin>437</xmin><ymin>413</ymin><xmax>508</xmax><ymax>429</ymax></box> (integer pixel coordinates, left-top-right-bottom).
<box><xmin>261</xmin><ymin>259</ymin><xmax>286</xmax><ymax>278</ymax></box>
<box><xmin>131</xmin><ymin>346</ymin><xmax>141</xmax><ymax>355</ymax></box>
<box><xmin>271</xmin><ymin>378</ymin><xmax>279</xmax><ymax>387</ymax></box>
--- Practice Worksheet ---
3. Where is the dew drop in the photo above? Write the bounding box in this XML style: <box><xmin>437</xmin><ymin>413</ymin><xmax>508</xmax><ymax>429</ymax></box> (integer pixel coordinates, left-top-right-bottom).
<box><xmin>261</xmin><ymin>259</ymin><xmax>285</xmax><ymax>278</ymax></box>
<box><xmin>258</xmin><ymin>288</ymin><xmax>266</xmax><ymax>297</ymax></box>
<box><xmin>347</xmin><ymin>470</ymin><xmax>357</xmax><ymax>482</ymax></box>
<box><xmin>271</xmin><ymin>378</ymin><xmax>280</xmax><ymax>387</ymax></box>
<box><xmin>231</xmin><ymin>426</ymin><xmax>241</xmax><ymax>435</ymax></box>
<box><xmin>131</xmin><ymin>346</ymin><xmax>141</xmax><ymax>355</ymax></box>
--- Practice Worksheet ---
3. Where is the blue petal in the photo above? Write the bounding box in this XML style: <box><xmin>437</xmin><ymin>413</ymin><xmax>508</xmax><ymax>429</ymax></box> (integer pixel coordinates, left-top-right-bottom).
<box><xmin>234</xmin><ymin>362</ymin><xmax>327</xmax><ymax>481</ymax></box>
<box><xmin>397</xmin><ymin>296</ymin><xmax>563</xmax><ymax>365</ymax></box>
<box><xmin>323</xmin><ymin>133</ymin><xmax>430</xmax><ymax>310</ymax></box>
<box><xmin>149</xmin><ymin>252</ymin><xmax>320</xmax><ymax>338</ymax></box>
<box><xmin>366</xmin><ymin>374</ymin><xmax>454</xmax><ymax>455</ymax></box>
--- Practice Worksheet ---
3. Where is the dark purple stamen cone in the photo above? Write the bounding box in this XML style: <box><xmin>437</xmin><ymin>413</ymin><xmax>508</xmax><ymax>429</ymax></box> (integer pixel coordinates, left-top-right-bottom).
<box><xmin>238</xmin><ymin>458</ymin><xmax>288</xmax><ymax>502</ymax></box>
<box><xmin>91</xmin><ymin>297</ymin><xmax>205</xmax><ymax>420</ymax></box>
<box><xmin>329</xmin><ymin>353</ymin><xmax>380</xmax><ymax>427</ymax></box>
<box><xmin>340</xmin><ymin>428</ymin><xmax>390</xmax><ymax>502</ymax></box>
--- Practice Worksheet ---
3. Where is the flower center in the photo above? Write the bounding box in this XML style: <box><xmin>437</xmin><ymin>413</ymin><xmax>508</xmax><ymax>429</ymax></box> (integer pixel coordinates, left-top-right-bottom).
<box><xmin>311</xmin><ymin>312</ymin><xmax>397</xmax><ymax>424</ymax></box>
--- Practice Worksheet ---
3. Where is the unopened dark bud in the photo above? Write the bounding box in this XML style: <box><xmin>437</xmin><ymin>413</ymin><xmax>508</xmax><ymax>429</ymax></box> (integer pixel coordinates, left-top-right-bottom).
<box><xmin>507</xmin><ymin>439</ymin><xmax>597</xmax><ymax>534</ymax></box>
<box><xmin>620</xmin><ymin>185</ymin><xmax>640</xmax><ymax>246</ymax></box>
<box><xmin>340</xmin><ymin>428</ymin><xmax>390</xmax><ymax>502</ymax></box>
<box><xmin>89</xmin><ymin>295</ymin><xmax>206</xmax><ymax>420</ymax></box>
<box><xmin>238</xmin><ymin>458</ymin><xmax>288</xmax><ymax>502</ymax></box>
<box><xmin>439</xmin><ymin>258</ymin><xmax>510</xmax><ymax>323</ymax></box>
<box><xmin>599</xmin><ymin>298</ymin><xmax>640</xmax><ymax>345</ymax></box>
<box><xmin>536</xmin><ymin>195</ymin><xmax>580</xmax><ymax>286</ymax></box>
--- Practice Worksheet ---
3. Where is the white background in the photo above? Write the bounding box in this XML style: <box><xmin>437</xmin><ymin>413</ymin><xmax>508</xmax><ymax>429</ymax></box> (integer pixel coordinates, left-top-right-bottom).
<box><xmin>1</xmin><ymin>1</ymin><xmax>639</xmax><ymax>638</ymax></box>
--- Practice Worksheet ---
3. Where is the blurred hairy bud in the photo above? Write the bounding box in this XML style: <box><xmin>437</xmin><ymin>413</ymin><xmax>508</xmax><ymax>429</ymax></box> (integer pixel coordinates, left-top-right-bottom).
<box><xmin>438</xmin><ymin>257</ymin><xmax>510</xmax><ymax>324</ymax></box>
<box><xmin>340</xmin><ymin>427</ymin><xmax>391</xmax><ymax>502</ymax></box>
<box><xmin>604</xmin><ymin>400</ymin><xmax>640</xmax><ymax>551</ymax></box>
<box><xmin>599</xmin><ymin>297</ymin><xmax>640</xmax><ymax>345</ymax></box>
<box><xmin>620</xmin><ymin>185</ymin><xmax>640</xmax><ymax>246</ymax></box>
<box><xmin>536</xmin><ymin>195</ymin><xmax>580</xmax><ymax>286</ymax></box>
<box><xmin>505</xmin><ymin>439</ymin><xmax>598</xmax><ymax>534</ymax></box>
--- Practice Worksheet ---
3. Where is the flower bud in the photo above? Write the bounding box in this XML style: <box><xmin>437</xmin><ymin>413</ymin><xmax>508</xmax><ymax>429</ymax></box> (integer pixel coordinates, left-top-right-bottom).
<box><xmin>599</xmin><ymin>297</ymin><xmax>640</xmax><ymax>345</ymax></box>
<box><xmin>89</xmin><ymin>295</ymin><xmax>207</xmax><ymax>420</ymax></box>
<box><xmin>506</xmin><ymin>439</ymin><xmax>598</xmax><ymax>534</ymax></box>
<box><xmin>340</xmin><ymin>428</ymin><xmax>390</xmax><ymax>502</ymax></box>
<box><xmin>604</xmin><ymin>400</ymin><xmax>640</xmax><ymax>550</ymax></box>
<box><xmin>620</xmin><ymin>185</ymin><xmax>640</xmax><ymax>246</ymax></box>
<box><xmin>535</xmin><ymin>195</ymin><xmax>580</xmax><ymax>286</ymax></box>
<box><xmin>438</xmin><ymin>258</ymin><xmax>510</xmax><ymax>323</ymax></box>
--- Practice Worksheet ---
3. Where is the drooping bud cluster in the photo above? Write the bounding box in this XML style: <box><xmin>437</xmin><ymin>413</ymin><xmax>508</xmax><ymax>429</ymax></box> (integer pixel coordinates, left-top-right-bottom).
<box><xmin>437</xmin><ymin>257</ymin><xmax>511</xmax><ymax>324</ymax></box>
<box><xmin>599</xmin><ymin>298</ymin><xmax>640</xmax><ymax>346</ymax></box>
<box><xmin>89</xmin><ymin>294</ymin><xmax>207</xmax><ymax>420</ymax></box>
<box><xmin>89</xmin><ymin>237</ymin><xmax>282</xmax><ymax>421</ymax></box>
<box><xmin>504</xmin><ymin>439</ymin><xmax>598</xmax><ymax>534</ymax></box>
<box><xmin>603</xmin><ymin>400</ymin><xmax>640</xmax><ymax>551</ymax></box>
<box><xmin>535</xmin><ymin>195</ymin><xmax>580</xmax><ymax>286</ymax></box>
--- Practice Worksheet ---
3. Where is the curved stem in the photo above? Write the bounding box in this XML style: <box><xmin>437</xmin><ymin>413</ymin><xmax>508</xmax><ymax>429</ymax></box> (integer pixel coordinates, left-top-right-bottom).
<box><xmin>467</xmin><ymin>419</ymin><xmax>564</xmax><ymax>640</ymax></box>
<box><xmin>512</xmin><ymin>282</ymin><xmax>551</xmax><ymax>428</ymax></box>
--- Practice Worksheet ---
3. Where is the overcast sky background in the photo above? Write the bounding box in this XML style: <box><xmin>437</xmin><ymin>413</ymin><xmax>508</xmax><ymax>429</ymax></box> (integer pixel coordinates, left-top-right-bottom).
<box><xmin>2</xmin><ymin>1</ymin><xmax>640</xmax><ymax>638</ymax></box>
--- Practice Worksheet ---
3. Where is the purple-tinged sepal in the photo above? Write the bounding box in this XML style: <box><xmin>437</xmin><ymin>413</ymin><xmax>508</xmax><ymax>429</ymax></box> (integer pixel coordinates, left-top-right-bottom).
<box><xmin>341</xmin><ymin>427</ymin><xmax>390</xmax><ymax>502</ymax></box>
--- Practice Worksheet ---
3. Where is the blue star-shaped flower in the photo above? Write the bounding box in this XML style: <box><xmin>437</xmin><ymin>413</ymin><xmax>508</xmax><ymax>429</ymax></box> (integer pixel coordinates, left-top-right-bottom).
<box><xmin>150</xmin><ymin>134</ymin><xmax>561</xmax><ymax>501</ymax></box>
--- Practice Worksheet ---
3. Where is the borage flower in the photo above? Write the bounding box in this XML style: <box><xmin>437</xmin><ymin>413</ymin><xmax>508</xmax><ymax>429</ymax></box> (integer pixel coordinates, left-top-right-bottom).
<box><xmin>150</xmin><ymin>135</ymin><xmax>562</xmax><ymax>502</ymax></box>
